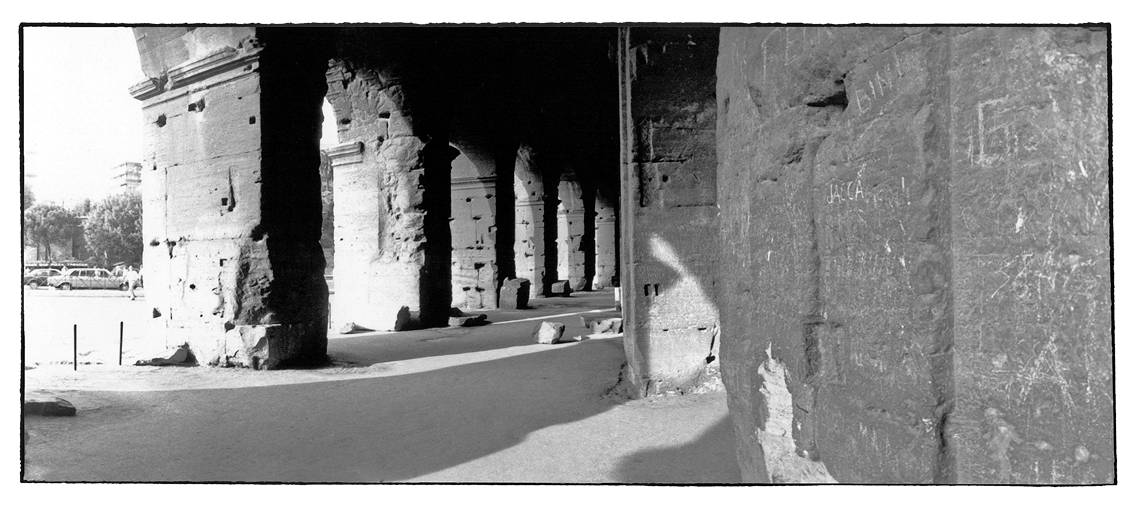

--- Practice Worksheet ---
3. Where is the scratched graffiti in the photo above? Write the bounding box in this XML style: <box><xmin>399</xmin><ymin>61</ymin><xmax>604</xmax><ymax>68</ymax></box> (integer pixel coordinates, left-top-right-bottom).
<box><xmin>966</xmin><ymin>98</ymin><xmax>1048</xmax><ymax>166</ymax></box>
<box><xmin>851</xmin><ymin>50</ymin><xmax>909</xmax><ymax>115</ymax></box>
<box><xmin>988</xmin><ymin>251</ymin><xmax>1099</xmax><ymax>304</ymax></box>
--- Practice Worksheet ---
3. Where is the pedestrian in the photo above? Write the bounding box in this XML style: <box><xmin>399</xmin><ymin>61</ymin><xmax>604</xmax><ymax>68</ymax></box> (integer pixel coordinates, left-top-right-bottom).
<box><xmin>125</xmin><ymin>265</ymin><xmax>141</xmax><ymax>300</ymax></box>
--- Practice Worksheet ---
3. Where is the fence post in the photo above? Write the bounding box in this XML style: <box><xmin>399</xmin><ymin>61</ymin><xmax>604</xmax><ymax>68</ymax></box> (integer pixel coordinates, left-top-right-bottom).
<box><xmin>72</xmin><ymin>324</ymin><xmax>77</xmax><ymax>371</ymax></box>
<box><xmin>119</xmin><ymin>321</ymin><xmax>124</xmax><ymax>366</ymax></box>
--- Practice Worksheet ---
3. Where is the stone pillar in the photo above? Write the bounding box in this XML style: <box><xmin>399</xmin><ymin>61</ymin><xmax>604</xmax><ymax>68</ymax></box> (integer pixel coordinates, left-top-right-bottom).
<box><xmin>325</xmin><ymin>56</ymin><xmax>455</xmax><ymax>330</ymax></box>
<box><xmin>556</xmin><ymin>176</ymin><xmax>589</xmax><ymax>291</ymax></box>
<box><xmin>450</xmin><ymin>165</ymin><xmax>498</xmax><ymax>309</ymax></box>
<box><xmin>594</xmin><ymin>190</ymin><xmax>618</xmax><ymax>289</ymax></box>
<box><xmin>327</xmin><ymin>141</ymin><xmax>374</xmax><ymax>330</ymax></box>
<box><xmin>513</xmin><ymin>144</ymin><xmax>548</xmax><ymax>299</ymax></box>
<box><xmin>130</xmin><ymin>27</ymin><xmax>330</xmax><ymax>368</ymax></box>
<box><xmin>618</xmin><ymin>27</ymin><xmax>721</xmax><ymax>396</ymax></box>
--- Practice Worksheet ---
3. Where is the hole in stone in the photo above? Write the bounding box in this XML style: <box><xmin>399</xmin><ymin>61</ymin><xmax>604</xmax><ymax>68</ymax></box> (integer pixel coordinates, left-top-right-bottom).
<box><xmin>249</xmin><ymin>116</ymin><xmax>257</xmax><ymax>124</ymax></box>
<box><xmin>643</xmin><ymin>284</ymin><xmax>651</xmax><ymax>297</ymax></box>
<box><xmin>189</xmin><ymin>284</ymin><xmax>197</xmax><ymax>290</ymax></box>
<box><xmin>661</xmin><ymin>174</ymin><xmax>669</xmax><ymax>183</ymax></box>
<box><xmin>219</xmin><ymin>259</ymin><xmax>226</xmax><ymax>267</ymax></box>
<box><xmin>155</xmin><ymin>114</ymin><xmax>166</xmax><ymax>127</ymax></box>
<box><xmin>378</xmin><ymin>111</ymin><xmax>391</xmax><ymax>119</ymax></box>
<box><xmin>221</xmin><ymin>197</ymin><xmax>228</xmax><ymax>206</ymax></box>
<box><xmin>654</xmin><ymin>284</ymin><xmax>660</xmax><ymax>296</ymax></box>
<box><xmin>152</xmin><ymin>308</ymin><xmax>161</xmax><ymax>318</ymax></box>
<box><xmin>339</xmin><ymin>117</ymin><xmax>351</xmax><ymax>125</ymax></box>
<box><xmin>806</xmin><ymin>80</ymin><xmax>848</xmax><ymax>109</ymax></box>
<box><xmin>149</xmin><ymin>239</ymin><xmax>160</xmax><ymax>246</ymax></box>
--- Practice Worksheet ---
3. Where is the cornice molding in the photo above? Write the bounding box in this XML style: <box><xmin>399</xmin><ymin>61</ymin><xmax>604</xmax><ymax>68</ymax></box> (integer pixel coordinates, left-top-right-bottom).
<box><xmin>129</xmin><ymin>46</ymin><xmax>260</xmax><ymax>102</ymax></box>
<box><xmin>327</xmin><ymin>141</ymin><xmax>365</xmax><ymax>166</ymax></box>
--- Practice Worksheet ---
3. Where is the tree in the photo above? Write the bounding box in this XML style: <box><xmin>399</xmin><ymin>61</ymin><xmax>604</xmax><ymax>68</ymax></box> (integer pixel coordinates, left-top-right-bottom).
<box><xmin>23</xmin><ymin>204</ymin><xmax>81</xmax><ymax>264</ymax></box>
<box><xmin>83</xmin><ymin>193</ymin><xmax>143</xmax><ymax>267</ymax></box>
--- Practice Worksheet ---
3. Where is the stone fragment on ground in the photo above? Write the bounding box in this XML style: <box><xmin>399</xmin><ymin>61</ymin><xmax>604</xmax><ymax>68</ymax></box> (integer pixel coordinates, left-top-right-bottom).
<box><xmin>550</xmin><ymin>280</ymin><xmax>573</xmax><ymax>297</ymax></box>
<box><xmin>498</xmin><ymin>278</ymin><xmax>531</xmax><ymax>309</ymax></box>
<box><xmin>337</xmin><ymin>322</ymin><xmax>372</xmax><ymax>334</ymax></box>
<box><xmin>533</xmin><ymin>321</ymin><xmax>566</xmax><ymax>344</ymax></box>
<box><xmin>581</xmin><ymin>316</ymin><xmax>623</xmax><ymax>334</ymax></box>
<box><xmin>448</xmin><ymin>314</ymin><xmax>489</xmax><ymax>327</ymax></box>
<box><xmin>134</xmin><ymin>344</ymin><xmax>197</xmax><ymax>367</ymax></box>
<box><xmin>24</xmin><ymin>394</ymin><xmax>77</xmax><ymax>417</ymax></box>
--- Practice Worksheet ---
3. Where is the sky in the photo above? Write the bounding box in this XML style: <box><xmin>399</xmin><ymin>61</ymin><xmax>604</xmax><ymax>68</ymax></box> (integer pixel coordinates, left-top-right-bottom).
<box><xmin>23</xmin><ymin>27</ymin><xmax>145</xmax><ymax>206</ymax></box>
<box><xmin>21</xmin><ymin>27</ymin><xmax>339</xmax><ymax>207</ymax></box>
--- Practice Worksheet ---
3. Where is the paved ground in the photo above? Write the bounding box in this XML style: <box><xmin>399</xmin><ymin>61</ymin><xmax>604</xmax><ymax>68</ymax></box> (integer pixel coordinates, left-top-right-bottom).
<box><xmin>22</xmin><ymin>290</ymin><xmax>740</xmax><ymax>483</ymax></box>
<box><xmin>22</xmin><ymin>286</ymin><xmax>156</xmax><ymax>367</ymax></box>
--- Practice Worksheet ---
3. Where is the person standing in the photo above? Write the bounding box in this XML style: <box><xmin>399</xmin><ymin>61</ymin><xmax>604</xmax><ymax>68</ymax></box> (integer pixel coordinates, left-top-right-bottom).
<box><xmin>125</xmin><ymin>265</ymin><xmax>141</xmax><ymax>301</ymax></box>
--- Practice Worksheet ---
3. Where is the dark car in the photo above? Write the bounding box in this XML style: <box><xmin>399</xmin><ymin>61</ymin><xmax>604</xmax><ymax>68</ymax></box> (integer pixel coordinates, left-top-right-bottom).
<box><xmin>23</xmin><ymin>268</ymin><xmax>61</xmax><ymax>289</ymax></box>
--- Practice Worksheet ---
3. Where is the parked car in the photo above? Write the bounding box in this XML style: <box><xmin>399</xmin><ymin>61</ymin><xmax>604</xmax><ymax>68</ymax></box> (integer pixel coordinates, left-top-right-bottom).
<box><xmin>23</xmin><ymin>268</ymin><xmax>62</xmax><ymax>288</ymax></box>
<box><xmin>46</xmin><ymin>268</ymin><xmax>128</xmax><ymax>290</ymax></box>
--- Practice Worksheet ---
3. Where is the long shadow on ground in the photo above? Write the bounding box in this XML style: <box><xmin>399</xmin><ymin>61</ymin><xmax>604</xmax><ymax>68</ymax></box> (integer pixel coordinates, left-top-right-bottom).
<box><xmin>615</xmin><ymin>415</ymin><xmax>741</xmax><ymax>483</ymax></box>
<box><xmin>24</xmin><ymin>338</ymin><xmax>627</xmax><ymax>482</ymax></box>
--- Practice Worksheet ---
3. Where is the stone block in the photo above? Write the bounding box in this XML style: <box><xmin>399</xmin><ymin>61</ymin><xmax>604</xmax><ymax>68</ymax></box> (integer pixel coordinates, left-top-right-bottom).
<box><xmin>533</xmin><ymin>321</ymin><xmax>566</xmax><ymax>344</ymax></box>
<box><xmin>498</xmin><ymin>278</ymin><xmax>531</xmax><ymax>309</ymax></box>
<box><xmin>448</xmin><ymin>314</ymin><xmax>489</xmax><ymax>327</ymax></box>
<box><xmin>581</xmin><ymin>317</ymin><xmax>623</xmax><ymax>334</ymax></box>
<box><xmin>24</xmin><ymin>395</ymin><xmax>77</xmax><ymax>417</ymax></box>
<box><xmin>550</xmin><ymin>280</ymin><xmax>573</xmax><ymax>297</ymax></box>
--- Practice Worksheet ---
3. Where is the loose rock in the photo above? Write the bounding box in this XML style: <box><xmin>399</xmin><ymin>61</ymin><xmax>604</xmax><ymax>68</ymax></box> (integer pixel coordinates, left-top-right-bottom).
<box><xmin>24</xmin><ymin>394</ymin><xmax>77</xmax><ymax>417</ymax></box>
<box><xmin>448</xmin><ymin>314</ymin><xmax>489</xmax><ymax>327</ymax></box>
<box><xmin>550</xmin><ymin>280</ymin><xmax>573</xmax><ymax>297</ymax></box>
<box><xmin>533</xmin><ymin>321</ymin><xmax>566</xmax><ymax>344</ymax></box>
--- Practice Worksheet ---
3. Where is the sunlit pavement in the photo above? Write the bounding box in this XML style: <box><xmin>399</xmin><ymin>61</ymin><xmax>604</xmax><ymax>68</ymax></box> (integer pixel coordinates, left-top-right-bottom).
<box><xmin>21</xmin><ymin>289</ymin><xmax>740</xmax><ymax>483</ymax></box>
<box><xmin>22</xmin><ymin>286</ymin><xmax>156</xmax><ymax>367</ymax></box>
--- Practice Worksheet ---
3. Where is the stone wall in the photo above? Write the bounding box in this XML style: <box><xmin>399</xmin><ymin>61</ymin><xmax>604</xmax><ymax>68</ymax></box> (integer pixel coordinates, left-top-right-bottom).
<box><xmin>450</xmin><ymin>144</ymin><xmax>498</xmax><ymax>309</ymax></box>
<box><xmin>324</xmin><ymin>35</ymin><xmax>455</xmax><ymax>330</ymax></box>
<box><xmin>556</xmin><ymin>176</ymin><xmax>590</xmax><ymax>290</ymax></box>
<box><xmin>619</xmin><ymin>28</ymin><xmax>722</xmax><ymax>396</ymax></box>
<box><xmin>715</xmin><ymin>26</ymin><xmax>1111</xmax><ymax>484</ymax></box>
<box><xmin>131</xmin><ymin>27</ymin><xmax>330</xmax><ymax>368</ymax></box>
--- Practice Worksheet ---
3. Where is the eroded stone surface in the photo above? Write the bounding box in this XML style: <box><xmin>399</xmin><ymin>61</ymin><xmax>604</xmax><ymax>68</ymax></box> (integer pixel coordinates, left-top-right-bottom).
<box><xmin>619</xmin><ymin>28</ymin><xmax>722</xmax><ymax>397</ymax></box>
<box><xmin>133</xmin><ymin>27</ymin><xmax>330</xmax><ymax>368</ymax></box>
<box><xmin>715</xmin><ymin>26</ymin><xmax>1111</xmax><ymax>484</ymax></box>
<box><xmin>533</xmin><ymin>321</ymin><xmax>566</xmax><ymax>344</ymax></box>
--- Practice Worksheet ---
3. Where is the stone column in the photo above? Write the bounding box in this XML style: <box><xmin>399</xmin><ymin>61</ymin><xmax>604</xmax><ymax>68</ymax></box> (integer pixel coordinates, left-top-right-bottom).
<box><xmin>450</xmin><ymin>170</ymin><xmax>498</xmax><ymax>310</ymax></box>
<box><xmin>513</xmin><ymin>145</ymin><xmax>548</xmax><ymax>299</ymax></box>
<box><xmin>594</xmin><ymin>190</ymin><xmax>618</xmax><ymax>289</ymax></box>
<box><xmin>556</xmin><ymin>176</ymin><xmax>589</xmax><ymax>291</ymax></box>
<box><xmin>130</xmin><ymin>27</ymin><xmax>330</xmax><ymax>368</ymax></box>
<box><xmin>325</xmin><ymin>57</ymin><xmax>455</xmax><ymax>330</ymax></box>
<box><xmin>327</xmin><ymin>141</ymin><xmax>373</xmax><ymax>331</ymax></box>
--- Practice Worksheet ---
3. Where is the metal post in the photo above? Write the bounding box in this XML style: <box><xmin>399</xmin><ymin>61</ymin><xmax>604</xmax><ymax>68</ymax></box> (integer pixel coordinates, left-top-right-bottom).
<box><xmin>119</xmin><ymin>321</ymin><xmax>124</xmax><ymax>366</ymax></box>
<box><xmin>72</xmin><ymin>324</ymin><xmax>77</xmax><ymax>371</ymax></box>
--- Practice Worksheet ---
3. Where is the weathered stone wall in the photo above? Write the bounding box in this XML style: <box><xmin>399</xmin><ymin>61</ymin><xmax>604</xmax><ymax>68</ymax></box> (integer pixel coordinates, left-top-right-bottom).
<box><xmin>619</xmin><ymin>28</ymin><xmax>722</xmax><ymax>396</ymax></box>
<box><xmin>513</xmin><ymin>144</ymin><xmax>551</xmax><ymax>299</ymax></box>
<box><xmin>593</xmin><ymin>189</ymin><xmax>618</xmax><ymax>289</ymax></box>
<box><xmin>450</xmin><ymin>144</ymin><xmax>498</xmax><ymax>309</ymax></box>
<box><xmin>324</xmin><ymin>36</ymin><xmax>455</xmax><ymax>330</ymax></box>
<box><xmin>556</xmin><ymin>176</ymin><xmax>590</xmax><ymax>290</ymax></box>
<box><xmin>132</xmin><ymin>27</ymin><xmax>330</xmax><ymax>368</ymax></box>
<box><xmin>716</xmin><ymin>26</ymin><xmax>1111</xmax><ymax>484</ymax></box>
